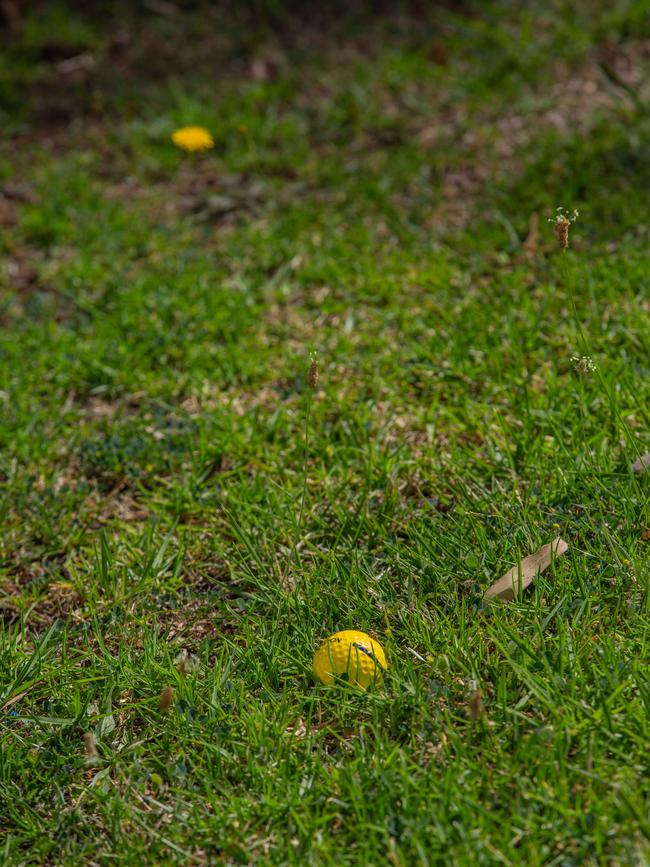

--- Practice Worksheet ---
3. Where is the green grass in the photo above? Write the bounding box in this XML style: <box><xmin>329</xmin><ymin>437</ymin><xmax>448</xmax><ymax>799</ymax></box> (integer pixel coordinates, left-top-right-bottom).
<box><xmin>1</xmin><ymin>1</ymin><xmax>649</xmax><ymax>864</ymax></box>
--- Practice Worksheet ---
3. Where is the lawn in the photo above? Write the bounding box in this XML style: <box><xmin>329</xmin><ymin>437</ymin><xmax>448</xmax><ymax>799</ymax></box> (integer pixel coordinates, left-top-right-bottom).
<box><xmin>0</xmin><ymin>2</ymin><xmax>649</xmax><ymax>864</ymax></box>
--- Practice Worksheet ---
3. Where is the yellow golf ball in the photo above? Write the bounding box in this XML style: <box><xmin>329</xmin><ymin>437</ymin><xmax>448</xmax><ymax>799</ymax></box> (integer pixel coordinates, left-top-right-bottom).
<box><xmin>312</xmin><ymin>630</ymin><xmax>387</xmax><ymax>688</ymax></box>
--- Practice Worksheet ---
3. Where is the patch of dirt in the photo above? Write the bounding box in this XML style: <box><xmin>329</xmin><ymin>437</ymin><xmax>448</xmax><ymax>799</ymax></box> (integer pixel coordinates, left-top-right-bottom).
<box><xmin>425</xmin><ymin>38</ymin><xmax>650</xmax><ymax>231</ymax></box>
<box><xmin>33</xmin><ymin>580</ymin><xmax>83</xmax><ymax>625</ymax></box>
<box><xmin>180</xmin><ymin>380</ymin><xmax>287</xmax><ymax>419</ymax></box>
<box><xmin>157</xmin><ymin>597</ymin><xmax>218</xmax><ymax>644</ymax></box>
<box><xmin>0</xmin><ymin>559</ymin><xmax>83</xmax><ymax>628</ymax></box>
<box><xmin>3</xmin><ymin>251</ymin><xmax>39</xmax><ymax>292</ymax></box>
<box><xmin>99</xmin><ymin>488</ymin><xmax>150</xmax><ymax>523</ymax></box>
<box><xmin>81</xmin><ymin>392</ymin><xmax>146</xmax><ymax>421</ymax></box>
<box><xmin>0</xmin><ymin>197</ymin><xmax>18</xmax><ymax>228</ymax></box>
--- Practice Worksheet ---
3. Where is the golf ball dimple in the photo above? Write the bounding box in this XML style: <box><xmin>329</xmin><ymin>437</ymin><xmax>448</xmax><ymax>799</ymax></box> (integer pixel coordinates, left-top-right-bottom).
<box><xmin>312</xmin><ymin>630</ymin><xmax>387</xmax><ymax>688</ymax></box>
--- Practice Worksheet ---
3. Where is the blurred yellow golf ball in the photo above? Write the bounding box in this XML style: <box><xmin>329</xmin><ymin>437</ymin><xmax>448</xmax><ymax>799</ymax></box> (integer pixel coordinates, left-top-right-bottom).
<box><xmin>312</xmin><ymin>630</ymin><xmax>387</xmax><ymax>688</ymax></box>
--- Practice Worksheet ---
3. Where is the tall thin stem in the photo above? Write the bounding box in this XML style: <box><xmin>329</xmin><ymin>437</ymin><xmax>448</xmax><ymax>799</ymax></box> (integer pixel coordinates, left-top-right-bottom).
<box><xmin>297</xmin><ymin>391</ymin><xmax>312</xmax><ymax>538</ymax></box>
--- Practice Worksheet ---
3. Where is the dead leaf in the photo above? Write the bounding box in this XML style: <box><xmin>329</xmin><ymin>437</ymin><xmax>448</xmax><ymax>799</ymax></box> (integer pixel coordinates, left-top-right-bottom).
<box><xmin>484</xmin><ymin>537</ymin><xmax>568</xmax><ymax>601</ymax></box>
<box><xmin>54</xmin><ymin>52</ymin><xmax>96</xmax><ymax>76</ymax></box>
<box><xmin>285</xmin><ymin>718</ymin><xmax>307</xmax><ymax>738</ymax></box>
<box><xmin>632</xmin><ymin>452</ymin><xmax>650</xmax><ymax>473</ymax></box>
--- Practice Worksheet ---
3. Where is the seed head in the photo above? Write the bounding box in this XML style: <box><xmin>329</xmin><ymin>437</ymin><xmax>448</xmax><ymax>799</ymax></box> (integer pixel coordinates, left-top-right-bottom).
<box><xmin>549</xmin><ymin>207</ymin><xmax>579</xmax><ymax>249</ymax></box>
<box><xmin>555</xmin><ymin>216</ymin><xmax>570</xmax><ymax>248</ymax></box>
<box><xmin>159</xmin><ymin>685</ymin><xmax>174</xmax><ymax>713</ymax></box>
<box><xmin>308</xmin><ymin>354</ymin><xmax>319</xmax><ymax>389</ymax></box>
<box><xmin>467</xmin><ymin>688</ymin><xmax>484</xmax><ymax>721</ymax></box>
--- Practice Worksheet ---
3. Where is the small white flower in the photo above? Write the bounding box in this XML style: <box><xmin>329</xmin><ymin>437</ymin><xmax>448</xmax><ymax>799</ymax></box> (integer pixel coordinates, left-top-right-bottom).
<box><xmin>571</xmin><ymin>354</ymin><xmax>596</xmax><ymax>374</ymax></box>
<box><xmin>549</xmin><ymin>206</ymin><xmax>579</xmax><ymax>225</ymax></box>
